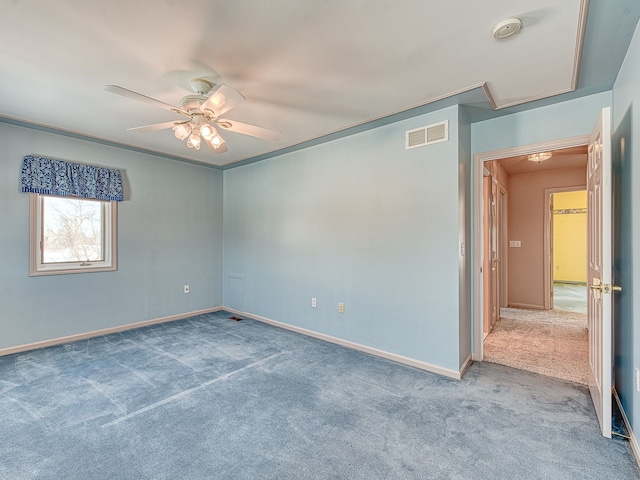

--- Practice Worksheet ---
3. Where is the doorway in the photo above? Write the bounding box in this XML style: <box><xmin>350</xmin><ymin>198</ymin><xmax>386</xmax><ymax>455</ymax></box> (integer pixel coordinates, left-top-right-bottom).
<box><xmin>473</xmin><ymin>108</ymin><xmax>614</xmax><ymax>438</ymax></box>
<box><xmin>473</xmin><ymin>138</ymin><xmax>590</xmax><ymax>384</ymax></box>
<box><xmin>547</xmin><ymin>189</ymin><xmax>588</xmax><ymax>314</ymax></box>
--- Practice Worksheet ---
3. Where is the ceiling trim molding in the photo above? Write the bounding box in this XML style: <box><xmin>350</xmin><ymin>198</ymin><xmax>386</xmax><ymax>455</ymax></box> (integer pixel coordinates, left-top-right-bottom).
<box><xmin>223</xmin><ymin>82</ymin><xmax>497</xmax><ymax>169</ymax></box>
<box><xmin>480</xmin><ymin>83</ymin><xmax>498</xmax><ymax>110</ymax></box>
<box><xmin>495</xmin><ymin>86</ymin><xmax>579</xmax><ymax>110</ymax></box>
<box><xmin>572</xmin><ymin>0</ymin><xmax>590</xmax><ymax>90</ymax></box>
<box><xmin>394</xmin><ymin>82</ymin><xmax>498</xmax><ymax>113</ymax></box>
<box><xmin>0</xmin><ymin>115</ymin><xmax>224</xmax><ymax>170</ymax></box>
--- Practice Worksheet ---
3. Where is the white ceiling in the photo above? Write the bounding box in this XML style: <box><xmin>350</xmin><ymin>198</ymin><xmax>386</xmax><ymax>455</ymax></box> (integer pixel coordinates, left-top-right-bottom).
<box><xmin>0</xmin><ymin>1</ymin><xmax>637</xmax><ymax>168</ymax></box>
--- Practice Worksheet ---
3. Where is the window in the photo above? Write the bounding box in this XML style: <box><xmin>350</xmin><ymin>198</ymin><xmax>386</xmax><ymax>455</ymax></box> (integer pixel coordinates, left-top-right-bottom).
<box><xmin>30</xmin><ymin>194</ymin><xmax>117</xmax><ymax>276</ymax></box>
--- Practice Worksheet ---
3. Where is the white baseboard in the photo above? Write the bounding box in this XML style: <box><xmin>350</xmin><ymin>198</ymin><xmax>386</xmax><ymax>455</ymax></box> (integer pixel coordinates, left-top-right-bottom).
<box><xmin>613</xmin><ymin>388</ymin><xmax>640</xmax><ymax>469</ymax></box>
<box><xmin>2</xmin><ymin>306</ymin><xmax>470</xmax><ymax>381</ymax></box>
<box><xmin>460</xmin><ymin>353</ymin><xmax>473</xmax><ymax>377</ymax></box>
<box><xmin>226</xmin><ymin>307</ymin><xmax>466</xmax><ymax>380</ymax></box>
<box><xmin>508</xmin><ymin>302</ymin><xmax>545</xmax><ymax>310</ymax></box>
<box><xmin>0</xmin><ymin>307</ymin><xmax>223</xmax><ymax>357</ymax></box>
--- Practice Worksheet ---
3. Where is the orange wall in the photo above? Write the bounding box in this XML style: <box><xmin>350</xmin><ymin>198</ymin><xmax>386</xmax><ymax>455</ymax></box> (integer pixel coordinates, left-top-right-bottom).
<box><xmin>507</xmin><ymin>168</ymin><xmax>586</xmax><ymax>309</ymax></box>
<box><xmin>485</xmin><ymin>159</ymin><xmax>509</xmax><ymax>188</ymax></box>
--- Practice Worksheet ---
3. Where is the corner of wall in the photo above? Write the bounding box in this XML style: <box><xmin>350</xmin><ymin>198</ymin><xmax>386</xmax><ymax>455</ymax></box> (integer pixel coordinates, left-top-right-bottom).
<box><xmin>458</xmin><ymin>107</ymin><xmax>473</xmax><ymax>367</ymax></box>
<box><xmin>614</xmin><ymin>388</ymin><xmax>640</xmax><ymax>470</ymax></box>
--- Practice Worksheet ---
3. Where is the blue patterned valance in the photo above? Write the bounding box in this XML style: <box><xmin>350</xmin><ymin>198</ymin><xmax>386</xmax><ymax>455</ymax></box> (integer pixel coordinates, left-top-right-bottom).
<box><xmin>20</xmin><ymin>155</ymin><xmax>123</xmax><ymax>201</ymax></box>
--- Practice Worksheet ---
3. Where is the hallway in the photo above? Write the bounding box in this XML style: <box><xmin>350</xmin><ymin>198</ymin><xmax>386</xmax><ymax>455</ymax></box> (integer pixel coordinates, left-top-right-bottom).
<box><xmin>483</xmin><ymin>283</ymin><xmax>588</xmax><ymax>384</ymax></box>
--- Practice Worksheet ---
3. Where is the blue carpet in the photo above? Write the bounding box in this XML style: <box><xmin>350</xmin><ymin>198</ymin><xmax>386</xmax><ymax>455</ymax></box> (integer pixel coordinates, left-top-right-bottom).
<box><xmin>0</xmin><ymin>311</ymin><xmax>638</xmax><ymax>479</ymax></box>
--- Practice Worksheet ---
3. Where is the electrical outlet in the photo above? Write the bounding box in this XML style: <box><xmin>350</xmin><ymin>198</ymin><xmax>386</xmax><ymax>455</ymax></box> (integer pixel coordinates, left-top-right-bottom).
<box><xmin>338</xmin><ymin>302</ymin><xmax>345</xmax><ymax>314</ymax></box>
<box><xmin>184</xmin><ymin>285</ymin><xmax>190</xmax><ymax>294</ymax></box>
<box><xmin>311</xmin><ymin>298</ymin><xmax>317</xmax><ymax>308</ymax></box>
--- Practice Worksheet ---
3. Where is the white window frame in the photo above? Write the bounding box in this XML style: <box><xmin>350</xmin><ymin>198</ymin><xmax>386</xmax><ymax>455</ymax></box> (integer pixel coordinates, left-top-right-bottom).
<box><xmin>29</xmin><ymin>193</ymin><xmax>118</xmax><ymax>276</ymax></box>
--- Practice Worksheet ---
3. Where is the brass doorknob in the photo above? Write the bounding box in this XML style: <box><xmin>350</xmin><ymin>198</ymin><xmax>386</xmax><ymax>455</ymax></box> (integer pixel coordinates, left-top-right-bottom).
<box><xmin>591</xmin><ymin>282</ymin><xmax>623</xmax><ymax>294</ymax></box>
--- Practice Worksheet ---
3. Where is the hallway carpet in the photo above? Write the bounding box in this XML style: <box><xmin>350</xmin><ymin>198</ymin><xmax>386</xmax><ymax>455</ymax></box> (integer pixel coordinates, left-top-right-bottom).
<box><xmin>0</xmin><ymin>311</ymin><xmax>637</xmax><ymax>479</ymax></box>
<box><xmin>484</xmin><ymin>307</ymin><xmax>588</xmax><ymax>385</ymax></box>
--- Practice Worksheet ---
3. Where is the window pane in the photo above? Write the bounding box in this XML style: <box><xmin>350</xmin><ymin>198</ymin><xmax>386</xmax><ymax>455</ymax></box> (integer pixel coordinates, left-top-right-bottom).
<box><xmin>41</xmin><ymin>197</ymin><xmax>104</xmax><ymax>263</ymax></box>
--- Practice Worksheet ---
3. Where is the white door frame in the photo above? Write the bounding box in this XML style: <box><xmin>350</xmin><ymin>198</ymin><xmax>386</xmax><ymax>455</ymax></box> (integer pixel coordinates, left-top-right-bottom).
<box><xmin>499</xmin><ymin>187</ymin><xmax>509</xmax><ymax>309</ymax></box>
<box><xmin>472</xmin><ymin>134</ymin><xmax>591</xmax><ymax>360</ymax></box>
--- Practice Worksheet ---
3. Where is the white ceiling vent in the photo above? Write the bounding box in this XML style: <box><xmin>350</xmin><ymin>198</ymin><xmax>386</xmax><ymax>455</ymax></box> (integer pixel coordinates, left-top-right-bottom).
<box><xmin>405</xmin><ymin>120</ymin><xmax>449</xmax><ymax>149</ymax></box>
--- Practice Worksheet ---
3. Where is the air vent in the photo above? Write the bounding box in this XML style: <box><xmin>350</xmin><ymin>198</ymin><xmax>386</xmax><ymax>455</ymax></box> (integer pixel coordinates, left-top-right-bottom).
<box><xmin>405</xmin><ymin>120</ymin><xmax>449</xmax><ymax>149</ymax></box>
<box><xmin>406</xmin><ymin>128</ymin><xmax>426</xmax><ymax>148</ymax></box>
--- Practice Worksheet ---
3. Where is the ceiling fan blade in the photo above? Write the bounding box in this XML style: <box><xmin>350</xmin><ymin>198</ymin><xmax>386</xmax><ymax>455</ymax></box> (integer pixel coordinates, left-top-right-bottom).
<box><xmin>200</xmin><ymin>84</ymin><xmax>245</xmax><ymax>117</ymax></box>
<box><xmin>205</xmin><ymin>137</ymin><xmax>228</xmax><ymax>154</ymax></box>
<box><xmin>104</xmin><ymin>85</ymin><xmax>189</xmax><ymax>116</ymax></box>
<box><xmin>217</xmin><ymin>119</ymin><xmax>281</xmax><ymax>141</ymax></box>
<box><xmin>126</xmin><ymin>121</ymin><xmax>184</xmax><ymax>133</ymax></box>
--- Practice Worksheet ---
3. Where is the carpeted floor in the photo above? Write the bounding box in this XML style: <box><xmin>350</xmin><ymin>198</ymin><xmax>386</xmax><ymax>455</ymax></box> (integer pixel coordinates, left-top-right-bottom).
<box><xmin>1</xmin><ymin>311</ymin><xmax>637</xmax><ymax>479</ymax></box>
<box><xmin>484</xmin><ymin>307</ymin><xmax>588</xmax><ymax>385</ymax></box>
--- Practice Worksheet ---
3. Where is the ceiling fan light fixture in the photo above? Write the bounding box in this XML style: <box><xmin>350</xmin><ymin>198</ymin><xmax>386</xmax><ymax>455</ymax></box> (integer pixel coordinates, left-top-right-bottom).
<box><xmin>200</xmin><ymin>124</ymin><xmax>217</xmax><ymax>141</ymax></box>
<box><xmin>173</xmin><ymin>123</ymin><xmax>191</xmax><ymax>140</ymax></box>
<box><xmin>211</xmin><ymin>135</ymin><xmax>223</xmax><ymax>148</ymax></box>
<box><xmin>187</xmin><ymin>131</ymin><xmax>201</xmax><ymax>150</ymax></box>
<box><xmin>528</xmin><ymin>151</ymin><xmax>552</xmax><ymax>163</ymax></box>
<box><xmin>105</xmin><ymin>80</ymin><xmax>278</xmax><ymax>156</ymax></box>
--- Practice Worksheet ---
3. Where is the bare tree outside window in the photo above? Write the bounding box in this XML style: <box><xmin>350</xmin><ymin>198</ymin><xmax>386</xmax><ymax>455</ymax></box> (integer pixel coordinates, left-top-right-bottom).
<box><xmin>41</xmin><ymin>197</ymin><xmax>104</xmax><ymax>263</ymax></box>
<box><xmin>30</xmin><ymin>193</ymin><xmax>117</xmax><ymax>276</ymax></box>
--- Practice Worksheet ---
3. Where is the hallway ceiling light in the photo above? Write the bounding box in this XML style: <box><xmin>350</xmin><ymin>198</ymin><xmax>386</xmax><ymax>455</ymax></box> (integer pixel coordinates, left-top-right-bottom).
<box><xmin>528</xmin><ymin>152</ymin><xmax>553</xmax><ymax>163</ymax></box>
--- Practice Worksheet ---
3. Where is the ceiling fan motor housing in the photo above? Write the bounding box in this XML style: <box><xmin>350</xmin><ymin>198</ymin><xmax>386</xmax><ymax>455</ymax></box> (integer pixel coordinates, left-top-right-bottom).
<box><xmin>190</xmin><ymin>78</ymin><xmax>214</xmax><ymax>95</ymax></box>
<box><xmin>180</xmin><ymin>95</ymin><xmax>208</xmax><ymax>111</ymax></box>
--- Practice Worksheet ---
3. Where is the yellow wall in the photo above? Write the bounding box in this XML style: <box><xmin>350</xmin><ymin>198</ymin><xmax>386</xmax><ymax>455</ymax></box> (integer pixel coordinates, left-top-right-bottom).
<box><xmin>553</xmin><ymin>190</ymin><xmax>587</xmax><ymax>283</ymax></box>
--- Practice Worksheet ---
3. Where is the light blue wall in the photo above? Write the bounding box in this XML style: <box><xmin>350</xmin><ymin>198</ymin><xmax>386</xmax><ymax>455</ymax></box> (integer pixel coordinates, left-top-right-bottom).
<box><xmin>0</xmin><ymin>123</ymin><xmax>224</xmax><ymax>349</ymax></box>
<box><xmin>223</xmin><ymin>105</ymin><xmax>466</xmax><ymax>371</ymax></box>
<box><xmin>472</xmin><ymin>91</ymin><xmax>612</xmax><ymax>155</ymax></box>
<box><xmin>612</xmin><ymin>18</ymin><xmax>640</xmax><ymax>436</ymax></box>
<box><xmin>458</xmin><ymin>109</ymin><xmax>472</xmax><ymax>366</ymax></box>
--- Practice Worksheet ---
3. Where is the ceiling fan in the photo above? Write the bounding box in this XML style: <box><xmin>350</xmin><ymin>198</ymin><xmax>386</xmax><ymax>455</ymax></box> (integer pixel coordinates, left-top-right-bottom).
<box><xmin>104</xmin><ymin>78</ymin><xmax>281</xmax><ymax>154</ymax></box>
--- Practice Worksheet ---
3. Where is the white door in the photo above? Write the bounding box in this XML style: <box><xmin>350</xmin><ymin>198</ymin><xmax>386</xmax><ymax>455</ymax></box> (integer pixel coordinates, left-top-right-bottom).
<box><xmin>587</xmin><ymin>106</ymin><xmax>614</xmax><ymax>438</ymax></box>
